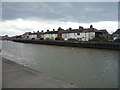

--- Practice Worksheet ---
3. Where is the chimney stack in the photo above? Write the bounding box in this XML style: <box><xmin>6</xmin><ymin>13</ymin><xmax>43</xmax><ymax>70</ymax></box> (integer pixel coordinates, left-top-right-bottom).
<box><xmin>53</xmin><ymin>29</ymin><xmax>55</xmax><ymax>31</ymax></box>
<box><xmin>37</xmin><ymin>31</ymin><xmax>39</xmax><ymax>33</ymax></box>
<box><xmin>47</xmin><ymin>29</ymin><xmax>49</xmax><ymax>32</ymax></box>
<box><xmin>79</xmin><ymin>26</ymin><xmax>83</xmax><ymax>29</ymax></box>
<box><xmin>90</xmin><ymin>25</ymin><xmax>93</xmax><ymax>28</ymax></box>
<box><xmin>41</xmin><ymin>30</ymin><xmax>44</xmax><ymax>32</ymax></box>
<box><xmin>69</xmin><ymin>27</ymin><xmax>72</xmax><ymax>30</ymax></box>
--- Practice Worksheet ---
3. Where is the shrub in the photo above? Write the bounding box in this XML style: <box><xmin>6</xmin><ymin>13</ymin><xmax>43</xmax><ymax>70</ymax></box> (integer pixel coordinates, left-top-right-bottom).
<box><xmin>55</xmin><ymin>37</ymin><xmax>64</xmax><ymax>40</ymax></box>
<box><xmin>31</xmin><ymin>38</ymin><xmax>35</xmax><ymax>40</ymax></box>
<box><xmin>68</xmin><ymin>38</ymin><xmax>77</xmax><ymax>41</ymax></box>
<box><xmin>99</xmin><ymin>35</ymin><xmax>108</xmax><ymax>41</ymax></box>
<box><xmin>89</xmin><ymin>35</ymin><xmax>110</xmax><ymax>42</ymax></box>
<box><xmin>46</xmin><ymin>38</ymin><xmax>54</xmax><ymax>40</ymax></box>
<box><xmin>60</xmin><ymin>38</ymin><xmax>64</xmax><ymax>40</ymax></box>
<box><xmin>39</xmin><ymin>38</ymin><xmax>44</xmax><ymax>40</ymax></box>
<box><xmin>55</xmin><ymin>37</ymin><xmax>60</xmax><ymax>40</ymax></box>
<box><xmin>89</xmin><ymin>38</ymin><xmax>100</xmax><ymax>41</ymax></box>
<box><xmin>114</xmin><ymin>38</ymin><xmax>120</xmax><ymax>42</ymax></box>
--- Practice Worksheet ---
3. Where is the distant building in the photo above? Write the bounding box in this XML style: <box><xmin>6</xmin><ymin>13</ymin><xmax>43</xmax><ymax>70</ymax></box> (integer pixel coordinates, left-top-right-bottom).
<box><xmin>113</xmin><ymin>29</ymin><xmax>120</xmax><ymax>40</ymax></box>
<box><xmin>37</xmin><ymin>30</ymin><xmax>44</xmax><ymax>39</ymax></box>
<box><xmin>77</xmin><ymin>25</ymin><xmax>98</xmax><ymax>41</ymax></box>
<box><xmin>60</xmin><ymin>27</ymin><xmax>80</xmax><ymax>40</ymax></box>
<box><xmin>43</xmin><ymin>29</ymin><xmax>58</xmax><ymax>40</ymax></box>
<box><xmin>20</xmin><ymin>25</ymin><xmax>110</xmax><ymax>41</ymax></box>
<box><xmin>59</xmin><ymin>25</ymin><xmax>103</xmax><ymax>41</ymax></box>
<box><xmin>22</xmin><ymin>32</ymin><xmax>31</xmax><ymax>39</ymax></box>
<box><xmin>98</xmin><ymin>29</ymin><xmax>110</xmax><ymax>39</ymax></box>
<box><xmin>1</xmin><ymin>35</ymin><xmax>10</xmax><ymax>40</ymax></box>
<box><xmin>29</xmin><ymin>33</ymin><xmax>37</xmax><ymax>39</ymax></box>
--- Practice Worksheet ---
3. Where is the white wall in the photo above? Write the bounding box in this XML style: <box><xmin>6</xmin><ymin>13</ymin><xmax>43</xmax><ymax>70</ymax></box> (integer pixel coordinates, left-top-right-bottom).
<box><xmin>44</xmin><ymin>34</ymin><xmax>50</xmax><ymax>39</ymax></box>
<box><xmin>43</xmin><ymin>32</ymin><xmax>95</xmax><ymax>41</ymax></box>
<box><xmin>62</xmin><ymin>33</ymin><xmax>77</xmax><ymax>40</ymax></box>
<box><xmin>51</xmin><ymin>34</ymin><xmax>57</xmax><ymax>39</ymax></box>
<box><xmin>29</xmin><ymin>34</ymin><xmax>37</xmax><ymax>39</ymax></box>
<box><xmin>78</xmin><ymin>32</ymin><xmax>95</xmax><ymax>41</ymax></box>
<box><xmin>44</xmin><ymin>34</ymin><xmax>57</xmax><ymax>40</ymax></box>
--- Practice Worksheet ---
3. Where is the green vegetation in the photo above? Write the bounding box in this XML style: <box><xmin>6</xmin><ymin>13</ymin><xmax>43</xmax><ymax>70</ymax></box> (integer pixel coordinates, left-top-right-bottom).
<box><xmin>46</xmin><ymin>38</ymin><xmax>54</xmax><ymax>40</ymax></box>
<box><xmin>31</xmin><ymin>38</ymin><xmax>35</xmax><ymax>40</ymax></box>
<box><xmin>89</xmin><ymin>38</ymin><xmax>100</xmax><ymax>41</ymax></box>
<box><xmin>55</xmin><ymin>37</ymin><xmax>64</xmax><ymax>40</ymax></box>
<box><xmin>39</xmin><ymin>38</ymin><xmax>44</xmax><ymax>40</ymax></box>
<box><xmin>114</xmin><ymin>38</ymin><xmax>120</xmax><ymax>42</ymax></box>
<box><xmin>99</xmin><ymin>35</ymin><xmax>108</xmax><ymax>41</ymax></box>
<box><xmin>89</xmin><ymin>35</ymin><xmax>109</xmax><ymax>42</ymax></box>
<box><xmin>68</xmin><ymin>38</ymin><xmax>77</xmax><ymax>41</ymax></box>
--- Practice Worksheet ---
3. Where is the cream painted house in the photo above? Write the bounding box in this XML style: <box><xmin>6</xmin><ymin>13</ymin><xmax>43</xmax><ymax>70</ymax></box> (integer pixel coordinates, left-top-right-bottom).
<box><xmin>29</xmin><ymin>33</ymin><xmax>37</xmax><ymax>39</ymax></box>
<box><xmin>24</xmin><ymin>25</ymin><xmax>109</xmax><ymax>41</ymax></box>
<box><xmin>43</xmin><ymin>30</ymin><xmax>58</xmax><ymax>40</ymax></box>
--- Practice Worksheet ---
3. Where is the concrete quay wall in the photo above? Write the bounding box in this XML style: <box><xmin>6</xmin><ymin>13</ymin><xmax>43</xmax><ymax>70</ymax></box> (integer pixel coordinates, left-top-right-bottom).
<box><xmin>13</xmin><ymin>39</ymin><xmax>120</xmax><ymax>50</ymax></box>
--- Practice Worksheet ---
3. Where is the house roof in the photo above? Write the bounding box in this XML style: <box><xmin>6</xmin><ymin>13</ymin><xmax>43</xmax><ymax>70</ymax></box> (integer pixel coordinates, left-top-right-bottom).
<box><xmin>29</xmin><ymin>33</ymin><xmax>37</xmax><ymax>35</ymax></box>
<box><xmin>42</xmin><ymin>28</ymin><xmax>99</xmax><ymax>34</ymax></box>
<box><xmin>99</xmin><ymin>29</ymin><xmax>109</xmax><ymax>34</ymax></box>
<box><xmin>59</xmin><ymin>29</ymin><xmax>82</xmax><ymax>33</ymax></box>
<box><xmin>23</xmin><ymin>32</ymin><xmax>31</xmax><ymax>35</ymax></box>
<box><xmin>113</xmin><ymin>29</ymin><xmax>120</xmax><ymax>34</ymax></box>
<box><xmin>44</xmin><ymin>31</ymin><xmax>58</xmax><ymax>34</ymax></box>
<box><xmin>83</xmin><ymin>28</ymin><xmax>98</xmax><ymax>32</ymax></box>
<box><xmin>59</xmin><ymin>28</ymin><xmax>98</xmax><ymax>33</ymax></box>
<box><xmin>28</xmin><ymin>27</ymin><xmax>109</xmax><ymax>35</ymax></box>
<box><xmin>99</xmin><ymin>29</ymin><xmax>108</xmax><ymax>32</ymax></box>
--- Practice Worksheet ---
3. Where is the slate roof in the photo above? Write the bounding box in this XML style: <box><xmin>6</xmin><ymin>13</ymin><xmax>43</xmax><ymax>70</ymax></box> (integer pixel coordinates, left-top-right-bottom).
<box><xmin>44</xmin><ymin>31</ymin><xmax>58</xmax><ymax>34</ymax></box>
<box><xmin>98</xmin><ymin>29</ymin><xmax>110</xmax><ymax>34</ymax></box>
<box><xmin>60</xmin><ymin>28</ymin><xmax>98</xmax><ymax>34</ymax></box>
<box><xmin>113</xmin><ymin>29</ymin><xmax>120</xmax><ymax>34</ymax></box>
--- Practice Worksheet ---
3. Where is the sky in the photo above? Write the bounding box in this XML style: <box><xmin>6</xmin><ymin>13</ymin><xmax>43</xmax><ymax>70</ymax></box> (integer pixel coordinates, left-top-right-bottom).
<box><xmin>1</xmin><ymin>2</ymin><xmax>119</xmax><ymax>36</ymax></box>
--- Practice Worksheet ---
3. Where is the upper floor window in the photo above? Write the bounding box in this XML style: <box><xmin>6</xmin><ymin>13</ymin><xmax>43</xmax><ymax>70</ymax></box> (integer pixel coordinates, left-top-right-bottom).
<box><xmin>77</xmin><ymin>33</ymin><xmax>80</xmax><ymax>35</ymax></box>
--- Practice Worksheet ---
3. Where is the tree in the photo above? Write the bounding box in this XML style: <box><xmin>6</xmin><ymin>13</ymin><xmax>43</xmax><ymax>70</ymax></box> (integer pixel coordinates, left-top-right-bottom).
<box><xmin>99</xmin><ymin>35</ymin><xmax>108</xmax><ymax>41</ymax></box>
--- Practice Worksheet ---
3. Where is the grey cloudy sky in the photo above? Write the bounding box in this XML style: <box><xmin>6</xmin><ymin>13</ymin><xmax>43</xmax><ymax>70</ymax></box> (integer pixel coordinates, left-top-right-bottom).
<box><xmin>1</xmin><ymin>2</ymin><xmax>119</xmax><ymax>36</ymax></box>
<box><xmin>2</xmin><ymin>2</ymin><xmax>118</xmax><ymax>23</ymax></box>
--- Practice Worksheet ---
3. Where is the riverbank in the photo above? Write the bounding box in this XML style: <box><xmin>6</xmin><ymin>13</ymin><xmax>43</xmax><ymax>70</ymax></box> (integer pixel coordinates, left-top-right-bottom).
<box><xmin>2</xmin><ymin>58</ymin><xmax>79</xmax><ymax>88</ymax></box>
<box><xmin>12</xmin><ymin>39</ymin><xmax>120</xmax><ymax>50</ymax></box>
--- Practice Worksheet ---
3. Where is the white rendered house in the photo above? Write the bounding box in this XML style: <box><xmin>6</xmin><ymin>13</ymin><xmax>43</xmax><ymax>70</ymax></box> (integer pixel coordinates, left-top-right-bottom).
<box><xmin>29</xmin><ymin>33</ymin><xmax>37</xmax><ymax>39</ymax></box>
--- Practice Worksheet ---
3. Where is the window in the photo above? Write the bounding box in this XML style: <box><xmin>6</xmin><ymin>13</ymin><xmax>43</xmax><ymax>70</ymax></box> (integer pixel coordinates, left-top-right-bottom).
<box><xmin>77</xmin><ymin>33</ymin><xmax>80</xmax><ymax>35</ymax></box>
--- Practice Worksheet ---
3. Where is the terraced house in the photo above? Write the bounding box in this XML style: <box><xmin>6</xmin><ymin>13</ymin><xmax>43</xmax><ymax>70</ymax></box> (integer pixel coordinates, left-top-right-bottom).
<box><xmin>58</xmin><ymin>25</ymin><xmax>110</xmax><ymax>41</ymax></box>
<box><xmin>22</xmin><ymin>25</ymin><xmax>110</xmax><ymax>41</ymax></box>
<box><xmin>43</xmin><ymin>29</ymin><xmax>58</xmax><ymax>40</ymax></box>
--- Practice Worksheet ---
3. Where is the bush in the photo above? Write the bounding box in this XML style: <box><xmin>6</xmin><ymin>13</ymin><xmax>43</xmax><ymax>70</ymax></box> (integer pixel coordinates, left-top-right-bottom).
<box><xmin>39</xmin><ymin>38</ymin><xmax>44</xmax><ymax>40</ymax></box>
<box><xmin>60</xmin><ymin>38</ymin><xmax>64</xmax><ymax>40</ymax></box>
<box><xmin>55</xmin><ymin>37</ymin><xmax>64</xmax><ymax>40</ymax></box>
<box><xmin>99</xmin><ymin>35</ymin><xmax>108</xmax><ymax>41</ymax></box>
<box><xmin>89</xmin><ymin>38</ymin><xmax>100</xmax><ymax>41</ymax></box>
<box><xmin>89</xmin><ymin>36</ymin><xmax>109</xmax><ymax>42</ymax></box>
<box><xmin>68</xmin><ymin>38</ymin><xmax>77</xmax><ymax>41</ymax></box>
<box><xmin>46</xmin><ymin>38</ymin><xmax>54</xmax><ymax>40</ymax></box>
<box><xmin>114</xmin><ymin>38</ymin><xmax>120</xmax><ymax>42</ymax></box>
<box><xmin>31</xmin><ymin>38</ymin><xmax>35</xmax><ymax>40</ymax></box>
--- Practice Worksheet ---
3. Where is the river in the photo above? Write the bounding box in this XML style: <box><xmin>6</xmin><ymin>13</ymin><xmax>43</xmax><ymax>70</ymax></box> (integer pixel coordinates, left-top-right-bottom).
<box><xmin>1</xmin><ymin>40</ymin><xmax>118</xmax><ymax>88</ymax></box>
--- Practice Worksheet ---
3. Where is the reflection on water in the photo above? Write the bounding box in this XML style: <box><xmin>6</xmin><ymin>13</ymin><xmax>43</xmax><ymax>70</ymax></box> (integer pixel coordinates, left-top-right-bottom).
<box><xmin>1</xmin><ymin>40</ymin><xmax>118</xmax><ymax>88</ymax></box>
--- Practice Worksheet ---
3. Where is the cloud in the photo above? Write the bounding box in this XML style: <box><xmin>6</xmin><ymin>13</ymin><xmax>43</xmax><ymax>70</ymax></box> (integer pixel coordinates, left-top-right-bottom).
<box><xmin>1</xmin><ymin>18</ymin><xmax>118</xmax><ymax>36</ymax></box>
<box><xmin>2</xmin><ymin>2</ymin><xmax>118</xmax><ymax>23</ymax></box>
<box><xmin>84</xmin><ymin>7</ymin><xmax>102</xmax><ymax>12</ymax></box>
